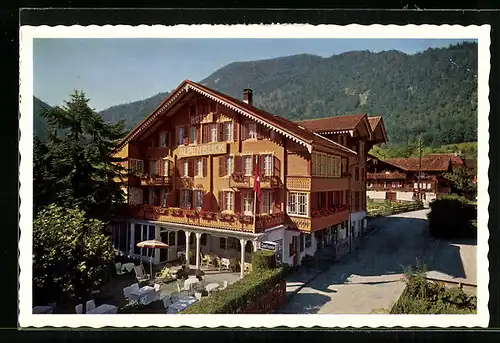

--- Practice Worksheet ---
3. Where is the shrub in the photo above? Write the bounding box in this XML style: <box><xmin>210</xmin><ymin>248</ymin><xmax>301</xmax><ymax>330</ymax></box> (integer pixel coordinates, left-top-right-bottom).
<box><xmin>252</xmin><ymin>250</ymin><xmax>277</xmax><ymax>272</ymax></box>
<box><xmin>182</xmin><ymin>267</ymin><xmax>286</xmax><ymax>314</ymax></box>
<box><xmin>391</xmin><ymin>263</ymin><xmax>477</xmax><ymax>314</ymax></box>
<box><xmin>428</xmin><ymin>197</ymin><xmax>477</xmax><ymax>239</ymax></box>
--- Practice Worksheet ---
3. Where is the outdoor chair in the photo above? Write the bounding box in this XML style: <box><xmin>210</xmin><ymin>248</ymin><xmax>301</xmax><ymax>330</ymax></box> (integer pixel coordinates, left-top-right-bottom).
<box><xmin>176</xmin><ymin>282</ymin><xmax>190</xmax><ymax>297</ymax></box>
<box><xmin>244</xmin><ymin>262</ymin><xmax>253</xmax><ymax>275</ymax></box>
<box><xmin>86</xmin><ymin>300</ymin><xmax>96</xmax><ymax>312</ymax></box>
<box><xmin>200</xmin><ymin>254</ymin><xmax>210</xmax><ymax>267</ymax></box>
<box><xmin>75</xmin><ymin>304</ymin><xmax>83</xmax><ymax>314</ymax></box>
<box><xmin>134</xmin><ymin>265</ymin><xmax>150</xmax><ymax>284</ymax></box>
<box><xmin>115</xmin><ymin>262</ymin><xmax>125</xmax><ymax>276</ymax></box>
<box><xmin>155</xmin><ymin>266</ymin><xmax>175</xmax><ymax>283</ymax></box>
<box><xmin>221</xmin><ymin>281</ymin><xmax>228</xmax><ymax>290</ymax></box>
<box><xmin>220</xmin><ymin>258</ymin><xmax>231</xmax><ymax>271</ymax></box>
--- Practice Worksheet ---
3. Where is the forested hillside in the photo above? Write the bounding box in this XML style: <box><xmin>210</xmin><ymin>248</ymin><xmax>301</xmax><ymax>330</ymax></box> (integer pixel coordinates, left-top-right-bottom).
<box><xmin>37</xmin><ymin>42</ymin><xmax>478</xmax><ymax>147</ymax></box>
<box><xmin>34</xmin><ymin>97</ymin><xmax>51</xmax><ymax>141</ymax></box>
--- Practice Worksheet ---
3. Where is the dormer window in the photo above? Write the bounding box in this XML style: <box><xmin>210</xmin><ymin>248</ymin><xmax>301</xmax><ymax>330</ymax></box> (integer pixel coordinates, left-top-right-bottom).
<box><xmin>177</xmin><ymin>126</ymin><xmax>185</xmax><ymax>146</ymax></box>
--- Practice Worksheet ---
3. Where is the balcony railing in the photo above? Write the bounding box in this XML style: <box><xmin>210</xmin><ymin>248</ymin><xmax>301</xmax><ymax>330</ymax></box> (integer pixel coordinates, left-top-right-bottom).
<box><xmin>139</xmin><ymin>174</ymin><xmax>172</xmax><ymax>186</ymax></box>
<box><xmin>118</xmin><ymin>204</ymin><xmax>284</xmax><ymax>234</ymax></box>
<box><xmin>229</xmin><ymin>173</ymin><xmax>281</xmax><ymax>189</ymax></box>
<box><xmin>286</xmin><ymin>176</ymin><xmax>349</xmax><ymax>192</ymax></box>
<box><xmin>287</xmin><ymin>205</ymin><xmax>349</xmax><ymax>232</ymax></box>
<box><xmin>367</xmin><ymin>172</ymin><xmax>407</xmax><ymax>180</ymax></box>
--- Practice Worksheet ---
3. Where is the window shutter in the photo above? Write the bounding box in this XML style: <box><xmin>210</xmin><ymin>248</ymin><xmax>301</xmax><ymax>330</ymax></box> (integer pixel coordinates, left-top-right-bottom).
<box><xmin>241</xmin><ymin>122</ymin><xmax>248</xmax><ymax>140</ymax></box>
<box><xmin>188</xmin><ymin>159</ymin><xmax>194</xmax><ymax>177</ymax></box>
<box><xmin>233</xmin><ymin>120</ymin><xmax>238</xmax><ymax>141</ymax></box>
<box><xmin>234</xmin><ymin>191</ymin><xmax>242</xmax><ymax>214</ymax></box>
<box><xmin>234</xmin><ymin>155</ymin><xmax>242</xmax><ymax>174</ymax></box>
<box><xmin>156</xmin><ymin>158</ymin><xmax>162</xmax><ymax>176</ymax></box>
<box><xmin>259</xmin><ymin>155</ymin><xmax>265</xmax><ymax>176</ymax></box>
<box><xmin>202</xmin><ymin>125</ymin><xmax>208</xmax><ymax>144</ymax></box>
<box><xmin>176</xmin><ymin>159</ymin><xmax>182</xmax><ymax>177</ymax></box>
<box><xmin>218</xmin><ymin>191</ymin><xmax>225</xmax><ymax>211</ymax></box>
<box><xmin>273</xmin><ymin>155</ymin><xmax>280</xmax><ymax>177</ymax></box>
<box><xmin>218</xmin><ymin>122</ymin><xmax>224</xmax><ymax>141</ymax></box>
<box><xmin>219</xmin><ymin>156</ymin><xmax>226</xmax><ymax>177</ymax></box>
<box><xmin>203</xmin><ymin>157</ymin><xmax>208</xmax><ymax>177</ymax></box>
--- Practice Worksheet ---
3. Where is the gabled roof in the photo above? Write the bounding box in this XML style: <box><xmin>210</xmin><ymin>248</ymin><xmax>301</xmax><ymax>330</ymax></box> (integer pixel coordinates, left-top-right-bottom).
<box><xmin>428</xmin><ymin>153</ymin><xmax>464</xmax><ymax>166</ymax></box>
<box><xmin>384</xmin><ymin>156</ymin><xmax>452</xmax><ymax>172</ymax></box>
<box><xmin>295</xmin><ymin>114</ymin><xmax>366</xmax><ymax>133</ymax></box>
<box><xmin>368</xmin><ymin>116</ymin><xmax>388</xmax><ymax>144</ymax></box>
<box><xmin>118</xmin><ymin>80</ymin><xmax>356</xmax><ymax>156</ymax></box>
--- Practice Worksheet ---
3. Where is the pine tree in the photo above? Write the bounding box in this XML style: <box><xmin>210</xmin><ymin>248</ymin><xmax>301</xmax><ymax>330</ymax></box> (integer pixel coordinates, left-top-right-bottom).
<box><xmin>34</xmin><ymin>90</ymin><xmax>127</xmax><ymax>221</ymax></box>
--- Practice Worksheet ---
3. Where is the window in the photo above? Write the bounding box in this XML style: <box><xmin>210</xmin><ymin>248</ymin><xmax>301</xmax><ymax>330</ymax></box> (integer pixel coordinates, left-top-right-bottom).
<box><xmin>263</xmin><ymin>155</ymin><xmax>273</xmax><ymax>176</ymax></box>
<box><xmin>305</xmin><ymin>234</ymin><xmax>312</xmax><ymax>248</ymax></box>
<box><xmin>261</xmin><ymin>191</ymin><xmax>273</xmax><ymax>214</ymax></box>
<box><xmin>311</xmin><ymin>154</ymin><xmax>317</xmax><ymax>175</ymax></box>
<box><xmin>163</xmin><ymin>160</ymin><xmax>170</xmax><ymax>177</ymax></box>
<box><xmin>129</xmin><ymin>159</ymin><xmax>144</xmax><ymax>174</ymax></box>
<box><xmin>180</xmin><ymin>189</ymin><xmax>192</xmax><ymax>209</ymax></box>
<box><xmin>196</xmin><ymin>158</ymin><xmax>203</xmax><ymax>177</ymax></box>
<box><xmin>219</xmin><ymin>237</ymin><xmax>226</xmax><ymax>250</ymax></box>
<box><xmin>159</xmin><ymin>132</ymin><xmax>168</xmax><ymax>147</ymax></box>
<box><xmin>177</xmin><ymin>127</ymin><xmax>185</xmax><ymax>145</ymax></box>
<box><xmin>226</xmin><ymin>156</ymin><xmax>234</xmax><ymax>175</ymax></box>
<box><xmin>209</xmin><ymin>124</ymin><xmax>218</xmax><ymax>142</ymax></box>
<box><xmin>223</xmin><ymin>121</ymin><xmax>233</xmax><ymax>141</ymax></box>
<box><xmin>247</xmin><ymin>122</ymin><xmax>257</xmax><ymax>139</ymax></box>
<box><xmin>427</xmin><ymin>183</ymin><xmax>431</xmax><ymax>190</ymax></box>
<box><xmin>189</xmin><ymin>127</ymin><xmax>198</xmax><ymax>144</ymax></box>
<box><xmin>183</xmin><ymin>160</ymin><xmax>189</xmax><ymax>177</ymax></box>
<box><xmin>243</xmin><ymin>192</ymin><xmax>253</xmax><ymax>215</ymax></box>
<box><xmin>414</xmin><ymin>182</ymin><xmax>418</xmax><ymax>189</ymax></box>
<box><xmin>194</xmin><ymin>190</ymin><xmax>203</xmax><ymax>210</ymax></box>
<box><xmin>150</xmin><ymin>160</ymin><xmax>157</xmax><ymax>176</ymax></box>
<box><xmin>160</xmin><ymin>188</ymin><xmax>167</xmax><ymax>207</ymax></box>
<box><xmin>288</xmin><ymin>192</ymin><xmax>308</xmax><ymax>216</ymax></box>
<box><xmin>243</xmin><ymin>156</ymin><xmax>252</xmax><ymax>176</ymax></box>
<box><xmin>225</xmin><ymin>191</ymin><xmax>233</xmax><ymax>211</ymax></box>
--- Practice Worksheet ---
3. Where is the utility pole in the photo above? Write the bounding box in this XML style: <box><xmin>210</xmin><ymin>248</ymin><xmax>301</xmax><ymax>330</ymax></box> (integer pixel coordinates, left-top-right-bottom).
<box><xmin>417</xmin><ymin>135</ymin><xmax>423</xmax><ymax>202</ymax></box>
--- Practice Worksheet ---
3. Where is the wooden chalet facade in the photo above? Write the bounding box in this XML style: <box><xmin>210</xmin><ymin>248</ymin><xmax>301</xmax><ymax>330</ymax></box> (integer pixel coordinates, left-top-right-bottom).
<box><xmin>112</xmin><ymin>80</ymin><xmax>363</xmax><ymax>274</ymax></box>
<box><xmin>366</xmin><ymin>154</ymin><xmax>454</xmax><ymax>203</ymax></box>
<box><xmin>295</xmin><ymin>114</ymin><xmax>387</xmax><ymax>247</ymax></box>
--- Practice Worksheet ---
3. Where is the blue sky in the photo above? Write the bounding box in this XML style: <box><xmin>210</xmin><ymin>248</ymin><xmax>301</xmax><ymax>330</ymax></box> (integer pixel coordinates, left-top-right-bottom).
<box><xmin>34</xmin><ymin>38</ymin><xmax>474</xmax><ymax>111</ymax></box>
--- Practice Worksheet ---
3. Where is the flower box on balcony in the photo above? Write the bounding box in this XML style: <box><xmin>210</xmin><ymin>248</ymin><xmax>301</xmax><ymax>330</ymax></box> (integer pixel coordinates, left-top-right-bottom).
<box><xmin>231</xmin><ymin>172</ymin><xmax>246</xmax><ymax>183</ymax></box>
<box><xmin>200</xmin><ymin>211</ymin><xmax>217</xmax><ymax>220</ymax></box>
<box><xmin>185</xmin><ymin>210</ymin><xmax>200</xmax><ymax>219</ymax></box>
<box><xmin>170</xmin><ymin>208</ymin><xmax>184</xmax><ymax>217</ymax></box>
<box><xmin>239</xmin><ymin>215</ymin><xmax>253</xmax><ymax>224</ymax></box>
<box><xmin>219</xmin><ymin>212</ymin><xmax>236</xmax><ymax>222</ymax></box>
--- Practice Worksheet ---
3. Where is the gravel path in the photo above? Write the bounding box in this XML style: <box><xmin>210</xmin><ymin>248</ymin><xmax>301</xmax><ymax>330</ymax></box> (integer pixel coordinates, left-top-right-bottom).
<box><xmin>277</xmin><ymin>209</ymin><xmax>476</xmax><ymax>314</ymax></box>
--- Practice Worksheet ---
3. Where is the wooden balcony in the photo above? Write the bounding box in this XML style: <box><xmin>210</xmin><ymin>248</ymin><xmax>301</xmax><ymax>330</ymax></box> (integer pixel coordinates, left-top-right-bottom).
<box><xmin>118</xmin><ymin>204</ymin><xmax>284</xmax><ymax>234</ymax></box>
<box><xmin>287</xmin><ymin>205</ymin><xmax>349</xmax><ymax>232</ymax></box>
<box><xmin>229</xmin><ymin>173</ymin><xmax>282</xmax><ymax>189</ymax></box>
<box><xmin>367</xmin><ymin>172</ymin><xmax>407</xmax><ymax>180</ymax></box>
<box><xmin>286</xmin><ymin>176</ymin><xmax>349</xmax><ymax>192</ymax></box>
<box><xmin>139</xmin><ymin>175</ymin><xmax>172</xmax><ymax>186</ymax></box>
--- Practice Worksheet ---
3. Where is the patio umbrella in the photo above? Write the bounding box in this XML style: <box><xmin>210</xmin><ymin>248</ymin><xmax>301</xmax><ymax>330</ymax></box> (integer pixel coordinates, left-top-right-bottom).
<box><xmin>136</xmin><ymin>240</ymin><xmax>169</xmax><ymax>277</ymax></box>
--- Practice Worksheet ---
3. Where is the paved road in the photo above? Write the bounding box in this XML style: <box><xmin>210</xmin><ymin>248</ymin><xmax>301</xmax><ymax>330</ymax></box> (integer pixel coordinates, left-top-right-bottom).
<box><xmin>277</xmin><ymin>209</ymin><xmax>477</xmax><ymax>314</ymax></box>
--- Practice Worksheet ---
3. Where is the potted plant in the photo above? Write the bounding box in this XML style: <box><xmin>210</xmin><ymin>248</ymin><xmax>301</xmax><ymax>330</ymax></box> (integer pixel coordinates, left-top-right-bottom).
<box><xmin>170</xmin><ymin>208</ymin><xmax>184</xmax><ymax>217</ymax></box>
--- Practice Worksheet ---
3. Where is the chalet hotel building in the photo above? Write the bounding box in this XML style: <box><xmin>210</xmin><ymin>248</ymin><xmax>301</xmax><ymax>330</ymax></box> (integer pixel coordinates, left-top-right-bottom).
<box><xmin>112</xmin><ymin>80</ymin><xmax>387</xmax><ymax>276</ymax></box>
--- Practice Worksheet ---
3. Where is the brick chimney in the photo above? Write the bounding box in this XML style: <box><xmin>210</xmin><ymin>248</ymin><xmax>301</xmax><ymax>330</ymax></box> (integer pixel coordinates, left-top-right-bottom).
<box><xmin>243</xmin><ymin>89</ymin><xmax>253</xmax><ymax>105</ymax></box>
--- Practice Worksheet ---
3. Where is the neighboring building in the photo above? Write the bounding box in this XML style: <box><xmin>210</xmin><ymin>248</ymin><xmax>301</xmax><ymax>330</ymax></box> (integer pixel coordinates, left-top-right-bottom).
<box><xmin>366</xmin><ymin>154</ymin><xmax>454</xmax><ymax>204</ymax></box>
<box><xmin>112</xmin><ymin>80</ymin><xmax>362</xmax><ymax>275</ymax></box>
<box><xmin>295</xmin><ymin>114</ymin><xmax>387</xmax><ymax>246</ymax></box>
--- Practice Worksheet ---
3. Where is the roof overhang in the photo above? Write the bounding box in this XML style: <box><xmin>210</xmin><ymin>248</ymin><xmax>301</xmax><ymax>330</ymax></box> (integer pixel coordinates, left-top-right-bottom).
<box><xmin>119</xmin><ymin>81</ymin><xmax>313</xmax><ymax>153</ymax></box>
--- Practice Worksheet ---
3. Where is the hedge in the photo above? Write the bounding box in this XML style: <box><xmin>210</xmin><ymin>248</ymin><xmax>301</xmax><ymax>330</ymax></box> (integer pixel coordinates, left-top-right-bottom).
<box><xmin>252</xmin><ymin>250</ymin><xmax>276</xmax><ymax>272</ymax></box>
<box><xmin>182</xmin><ymin>267</ymin><xmax>286</xmax><ymax>314</ymax></box>
<box><xmin>427</xmin><ymin>196</ymin><xmax>477</xmax><ymax>239</ymax></box>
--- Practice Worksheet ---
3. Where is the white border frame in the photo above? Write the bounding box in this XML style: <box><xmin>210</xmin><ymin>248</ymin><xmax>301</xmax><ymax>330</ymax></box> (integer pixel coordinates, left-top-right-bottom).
<box><xmin>19</xmin><ymin>24</ymin><xmax>490</xmax><ymax>328</ymax></box>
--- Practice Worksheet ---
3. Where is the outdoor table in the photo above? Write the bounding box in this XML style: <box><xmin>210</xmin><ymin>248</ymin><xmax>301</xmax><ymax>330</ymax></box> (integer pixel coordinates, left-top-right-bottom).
<box><xmin>33</xmin><ymin>306</ymin><xmax>53</xmax><ymax>314</ymax></box>
<box><xmin>205</xmin><ymin>283</ymin><xmax>219</xmax><ymax>293</ymax></box>
<box><xmin>183</xmin><ymin>278</ymin><xmax>199</xmax><ymax>293</ymax></box>
<box><xmin>121</xmin><ymin>262</ymin><xmax>135</xmax><ymax>273</ymax></box>
<box><xmin>86</xmin><ymin>304</ymin><xmax>118</xmax><ymax>314</ymax></box>
<box><xmin>129</xmin><ymin>285</ymin><xmax>155</xmax><ymax>305</ymax></box>
<box><xmin>167</xmin><ymin>296</ymin><xmax>198</xmax><ymax>314</ymax></box>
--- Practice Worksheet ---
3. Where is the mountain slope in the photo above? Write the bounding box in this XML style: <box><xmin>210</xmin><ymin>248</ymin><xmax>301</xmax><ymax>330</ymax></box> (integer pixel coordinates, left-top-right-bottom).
<box><xmin>33</xmin><ymin>97</ymin><xmax>51</xmax><ymax>140</ymax></box>
<box><xmin>38</xmin><ymin>42</ymin><xmax>478</xmax><ymax>147</ymax></box>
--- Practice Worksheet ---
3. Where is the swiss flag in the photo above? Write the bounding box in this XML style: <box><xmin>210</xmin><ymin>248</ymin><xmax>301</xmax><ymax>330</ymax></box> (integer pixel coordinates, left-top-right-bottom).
<box><xmin>253</xmin><ymin>155</ymin><xmax>261</xmax><ymax>203</ymax></box>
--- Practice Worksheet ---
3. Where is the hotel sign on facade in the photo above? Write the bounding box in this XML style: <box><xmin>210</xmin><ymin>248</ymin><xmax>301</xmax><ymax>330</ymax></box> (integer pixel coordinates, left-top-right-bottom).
<box><xmin>177</xmin><ymin>142</ymin><xmax>227</xmax><ymax>158</ymax></box>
